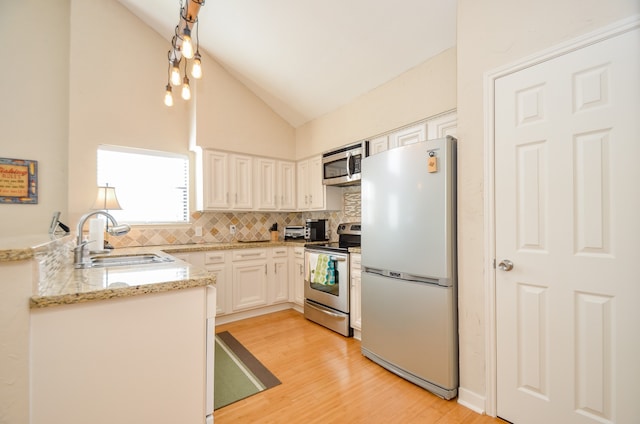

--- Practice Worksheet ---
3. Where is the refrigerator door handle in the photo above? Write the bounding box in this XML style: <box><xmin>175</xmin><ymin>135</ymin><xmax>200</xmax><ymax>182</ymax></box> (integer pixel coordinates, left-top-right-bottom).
<box><xmin>364</xmin><ymin>267</ymin><xmax>385</xmax><ymax>276</ymax></box>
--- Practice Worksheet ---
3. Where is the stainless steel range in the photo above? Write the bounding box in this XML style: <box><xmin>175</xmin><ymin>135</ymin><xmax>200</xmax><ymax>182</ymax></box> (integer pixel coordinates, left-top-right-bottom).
<box><xmin>304</xmin><ymin>222</ymin><xmax>361</xmax><ymax>337</ymax></box>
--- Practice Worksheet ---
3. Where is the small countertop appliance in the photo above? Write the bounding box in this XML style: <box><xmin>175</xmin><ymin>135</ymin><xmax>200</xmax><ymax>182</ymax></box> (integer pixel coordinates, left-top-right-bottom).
<box><xmin>284</xmin><ymin>226</ymin><xmax>306</xmax><ymax>240</ymax></box>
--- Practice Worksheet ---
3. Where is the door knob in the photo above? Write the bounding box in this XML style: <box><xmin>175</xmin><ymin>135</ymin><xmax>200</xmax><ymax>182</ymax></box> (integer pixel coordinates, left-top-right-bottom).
<box><xmin>498</xmin><ymin>259</ymin><xmax>514</xmax><ymax>271</ymax></box>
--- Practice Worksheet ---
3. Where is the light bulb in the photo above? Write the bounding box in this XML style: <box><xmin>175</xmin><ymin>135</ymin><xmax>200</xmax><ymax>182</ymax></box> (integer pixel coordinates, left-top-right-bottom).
<box><xmin>164</xmin><ymin>84</ymin><xmax>174</xmax><ymax>107</ymax></box>
<box><xmin>182</xmin><ymin>28</ymin><xmax>194</xmax><ymax>59</ymax></box>
<box><xmin>170</xmin><ymin>61</ymin><xmax>181</xmax><ymax>86</ymax></box>
<box><xmin>181</xmin><ymin>76</ymin><xmax>191</xmax><ymax>100</ymax></box>
<box><xmin>191</xmin><ymin>54</ymin><xmax>202</xmax><ymax>79</ymax></box>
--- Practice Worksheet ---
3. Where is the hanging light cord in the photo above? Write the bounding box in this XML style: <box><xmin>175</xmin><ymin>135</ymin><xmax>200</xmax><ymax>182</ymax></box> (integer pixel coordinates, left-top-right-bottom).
<box><xmin>163</xmin><ymin>0</ymin><xmax>205</xmax><ymax>106</ymax></box>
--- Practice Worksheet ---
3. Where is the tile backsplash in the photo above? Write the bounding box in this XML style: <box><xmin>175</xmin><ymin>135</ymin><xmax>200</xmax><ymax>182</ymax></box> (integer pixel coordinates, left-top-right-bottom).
<box><xmin>109</xmin><ymin>187</ymin><xmax>361</xmax><ymax>248</ymax></box>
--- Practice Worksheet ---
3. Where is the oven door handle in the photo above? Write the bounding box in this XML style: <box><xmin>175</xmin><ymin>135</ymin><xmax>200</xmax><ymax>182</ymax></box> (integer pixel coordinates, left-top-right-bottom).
<box><xmin>305</xmin><ymin>301</ymin><xmax>344</xmax><ymax>318</ymax></box>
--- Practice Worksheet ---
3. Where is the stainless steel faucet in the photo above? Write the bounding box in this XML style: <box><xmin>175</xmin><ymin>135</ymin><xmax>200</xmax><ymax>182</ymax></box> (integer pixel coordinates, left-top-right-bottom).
<box><xmin>74</xmin><ymin>211</ymin><xmax>131</xmax><ymax>268</ymax></box>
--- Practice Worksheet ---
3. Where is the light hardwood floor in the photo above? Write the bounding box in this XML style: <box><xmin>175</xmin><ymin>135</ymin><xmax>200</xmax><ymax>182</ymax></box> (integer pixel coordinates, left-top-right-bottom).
<box><xmin>214</xmin><ymin>309</ymin><xmax>505</xmax><ymax>424</ymax></box>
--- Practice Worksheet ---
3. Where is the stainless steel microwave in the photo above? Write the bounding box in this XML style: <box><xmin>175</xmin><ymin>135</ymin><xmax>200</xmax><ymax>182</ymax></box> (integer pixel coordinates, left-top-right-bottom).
<box><xmin>321</xmin><ymin>141</ymin><xmax>369</xmax><ymax>186</ymax></box>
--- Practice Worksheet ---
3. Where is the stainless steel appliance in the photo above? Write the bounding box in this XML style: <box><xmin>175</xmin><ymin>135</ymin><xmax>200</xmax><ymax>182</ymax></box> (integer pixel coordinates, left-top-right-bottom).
<box><xmin>284</xmin><ymin>225</ymin><xmax>305</xmax><ymax>240</ymax></box>
<box><xmin>305</xmin><ymin>218</ymin><xmax>328</xmax><ymax>241</ymax></box>
<box><xmin>304</xmin><ymin>222</ymin><xmax>361</xmax><ymax>337</ymax></box>
<box><xmin>321</xmin><ymin>141</ymin><xmax>369</xmax><ymax>186</ymax></box>
<box><xmin>360</xmin><ymin>136</ymin><xmax>458</xmax><ymax>400</ymax></box>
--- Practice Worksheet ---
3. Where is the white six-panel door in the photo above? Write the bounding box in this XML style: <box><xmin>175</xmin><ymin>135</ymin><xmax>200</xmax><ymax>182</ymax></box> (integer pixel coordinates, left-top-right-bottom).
<box><xmin>495</xmin><ymin>27</ymin><xmax>639</xmax><ymax>423</ymax></box>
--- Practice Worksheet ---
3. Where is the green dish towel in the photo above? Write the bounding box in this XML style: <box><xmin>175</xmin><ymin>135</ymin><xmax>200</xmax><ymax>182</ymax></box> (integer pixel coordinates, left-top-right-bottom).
<box><xmin>311</xmin><ymin>254</ymin><xmax>330</xmax><ymax>284</ymax></box>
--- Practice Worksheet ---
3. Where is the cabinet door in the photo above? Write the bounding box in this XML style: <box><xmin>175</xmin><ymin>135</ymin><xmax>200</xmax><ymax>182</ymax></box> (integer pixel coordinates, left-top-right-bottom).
<box><xmin>277</xmin><ymin>161</ymin><xmax>296</xmax><ymax>210</ymax></box>
<box><xmin>296</xmin><ymin>160</ymin><xmax>310</xmax><ymax>209</ymax></box>
<box><xmin>269</xmin><ymin>247</ymin><xmax>289</xmax><ymax>304</ymax></box>
<box><xmin>270</xmin><ymin>258</ymin><xmax>289</xmax><ymax>304</ymax></box>
<box><xmin>204</xmin><ymin>251</ymin><xmax>228</xmax><ymax>316</ymax></box>
<box><xmin>294</xmin><ymin>256</ymin><xmax>304</xmax><ymax>306</ymax></box>
<box><xmin>206</xmin><ymin>264</ymin><xmax>227</xmax><ymax>315</ymax></box>
<box><xmin>308</xmin><ymin>156</ymin><xmax>325</xmax><ymax>210</ymax></box>
<box><xmin>350</xmin><ymin>253</ymin><xmax>362</xmax><ymax>332</ymax></box>
<box><xmin>255</xmin><ymin>158</ymin><xmax>277</xmax><ymax>210</ymax></box>
<box><xmin>369</xmin><ymin>135</ymin><xmax>389</xmax><ymax>155</ymax></box>
<box><xmin>426</xmin><ymin>111</ymin><xmax>457</xmax><ymax>140</ymax></box>
<box><xmin>203</xmin><ymin>151</ymin><xmax>230</xmax><ymax>209</ymax></box>
<box><xmin>230</xmin><ymin>154</ymin><xmax>253</xmax><ymax>209</ymax></box>
<box><xmin>232</xmin><ymin>260</ymin><xmax>268</xmax><ymax>311</ymax></box>
<box><xmin>388</xmin><ymin>122</ymin><xmax>427</xmax><ymax>148</ymax></box>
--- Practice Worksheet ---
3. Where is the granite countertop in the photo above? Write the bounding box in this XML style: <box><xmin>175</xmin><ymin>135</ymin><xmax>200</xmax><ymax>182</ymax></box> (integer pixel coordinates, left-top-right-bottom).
<box><xmin>31</xmin><ymin>241</ymin><xmax>318</xmax><ymax>308</ymax></box>
<box><xmin>30</xmin><ymin>247</ymin><xmax>215</xmax><ymax>309</ymax></box>
<box><xmin>0</xmin><ymin>235</ymin><xmax>330</xmax><ymax>309</ymax></box>
<box><xmin>0</xmin><ymin>234</ymin><xmax>67</xmax><ymax>262</ymax></box>
<box><xmin>160</xmin><ymin>239</ymin><xmax>312</xmax><ymax>253</ymax></box>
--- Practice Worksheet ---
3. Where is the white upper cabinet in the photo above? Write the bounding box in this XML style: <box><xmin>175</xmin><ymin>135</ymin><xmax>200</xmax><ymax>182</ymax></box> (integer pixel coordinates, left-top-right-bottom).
<box><xmin>231</xmin><ymin>154</ymin><xmax>253</xmax><ymax>209</ymax></box>
<box><xmin>296</xmin><ymin>159</ymin><xmax>311</xmax><ymax>209</ymax></box>
<box><xmin>426</xmin><ymin>111</ymin><xmax>457</xmax><ymax>139</ymax></box>
<box><xmin>254</xmin><ymin>158</ymin><xmax>296</xmax><ymax>211</ymax></box>
<box><xmin>254</xmin><ymin>157</ymin><xmax>277</xmax><ymax>210</ymax></box>
<box><xmin>388</xmin><ymin>122</ymin><xmax>427</xmax><ymax>148</ymax></box>
<box><xmin>297</xmin><ymin>156</ymin><xmax>341</xmax><ymax>211</ymax></box>
<box><xmin>203</xmin><ymin>150</ymin><xmax>252</xmax><ymax>210</ymax></box>
<box><xmin>203</xmin><ymin>151</ymin><xmax>229</xmax><ymax>209</ymax></box>
<box><xmin>308</xmin><ymin>157</ymin><xmax>325</xmax><ymax>210</ymax></box>
<box><xmin>366</xmin><ymin>111</ymin><xmax>457</xmax><ymax>157</ymax></box>
<box><xmin>369</xmin><ymin>135</ymin><xmax>390</xmax><ymax>156</ymax></box>
<box><xmin>277</xmin><ymin>161</ymin><xmax>296</xmax><ymax>210</ymax></box>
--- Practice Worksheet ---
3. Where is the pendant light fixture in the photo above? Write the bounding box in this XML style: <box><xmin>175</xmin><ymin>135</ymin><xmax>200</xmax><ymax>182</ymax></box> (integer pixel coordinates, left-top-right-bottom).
<box><xmin>164</xmin><ymin>0</ymin><xmax>205</xmax><ymax>107</ymax></box>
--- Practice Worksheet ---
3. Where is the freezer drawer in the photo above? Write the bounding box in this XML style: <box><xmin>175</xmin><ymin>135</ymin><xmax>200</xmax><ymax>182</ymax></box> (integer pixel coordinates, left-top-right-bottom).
<box><xmin>360</xmin><ymin>271</ymin><xmax>458</xmax><ymax>399</ymax></box>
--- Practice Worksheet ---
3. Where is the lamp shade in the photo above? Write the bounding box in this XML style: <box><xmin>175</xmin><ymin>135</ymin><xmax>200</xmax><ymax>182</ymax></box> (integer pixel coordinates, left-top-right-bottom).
<box><xmin>92</xmin><ymin>186</ymin><xmax>122</xmax><ymax>210</ymax></box>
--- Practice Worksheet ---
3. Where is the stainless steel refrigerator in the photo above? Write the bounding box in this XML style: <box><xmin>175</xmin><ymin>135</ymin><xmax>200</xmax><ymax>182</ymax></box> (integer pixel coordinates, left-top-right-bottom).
<box><xmin>360</xmin><ymin>136</ymin><xmax>458</xmax><ymax>400</ymax></box>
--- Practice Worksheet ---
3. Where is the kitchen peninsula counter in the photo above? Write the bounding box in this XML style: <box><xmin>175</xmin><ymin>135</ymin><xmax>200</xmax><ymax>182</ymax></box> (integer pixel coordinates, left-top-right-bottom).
<box><xmin>0</xmin><ymin>236</ymin><xmax>320</xmax><ymax>309</ymax></box>
<box><xmin>0</xmin><ymin>235</ymin><xmax>216</xmax><ymax>309</ymax></box>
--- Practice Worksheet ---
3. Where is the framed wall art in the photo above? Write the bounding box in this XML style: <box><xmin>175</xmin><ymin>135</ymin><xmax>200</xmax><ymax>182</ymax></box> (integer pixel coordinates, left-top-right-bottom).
<box><xmin>0</xmin><ymin>157</ymin><xmax>38</xmax><ymax>204</ymax></box>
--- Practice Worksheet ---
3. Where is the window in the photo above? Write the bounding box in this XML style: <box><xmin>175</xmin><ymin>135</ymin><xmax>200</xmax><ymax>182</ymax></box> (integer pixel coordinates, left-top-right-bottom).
<box><xmin>97</xmin><ymin>145</ymin><xmax>189</xmax><ymax>223</ymax></box>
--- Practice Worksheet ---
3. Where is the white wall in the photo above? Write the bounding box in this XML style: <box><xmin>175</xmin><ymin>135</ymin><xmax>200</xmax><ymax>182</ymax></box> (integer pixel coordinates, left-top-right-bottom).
<box><xmin>295</xmin><ymin>48</ymin><xmax>456</xmax><ymax>158</ymax></box>
<box><xmin>195</xmin><ymin>55</ymin><xmax>296</xmax><ymax>160</ymax></box>
<box><xmin>67</xmin><ymin>0</ymin><xmax>192</xmax><ymax>226</ymax></box>
<box><xmin>456</xmin><ymin>0</ymin><xmax>639</xmax><ymax>411</ymax></box>
<box><xmin>0</xmin><ymin>0</ymin><xmax>70</xmax><ymax>237</ymax></box>
<box><xmin>67</xmin><ymin>0</ymin><xmax>295</xmax><ymax>227</ymax></box>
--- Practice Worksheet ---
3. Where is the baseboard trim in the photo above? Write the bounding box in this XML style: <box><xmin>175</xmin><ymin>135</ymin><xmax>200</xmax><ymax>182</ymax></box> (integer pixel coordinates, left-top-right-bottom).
<box><xmin>215</xmin><ymin>303</ymin><xmax>295</xmax><ymax>325</ymax></box>
<box><xmin>457</xmin><ymin>387</ymin><xmax>486</xmax><ymax>415</ymax></box>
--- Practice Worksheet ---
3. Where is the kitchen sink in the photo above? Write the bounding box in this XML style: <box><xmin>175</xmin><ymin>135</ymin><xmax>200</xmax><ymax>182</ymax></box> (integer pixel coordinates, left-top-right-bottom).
<box><xmin>89</xmin><ymin>253</ymin><xmax>174</xmax><ymax>268</ymax></box>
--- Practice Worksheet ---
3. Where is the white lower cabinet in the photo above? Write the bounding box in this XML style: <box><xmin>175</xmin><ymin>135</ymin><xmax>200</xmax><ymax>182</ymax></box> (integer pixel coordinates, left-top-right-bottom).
<box><xmin>172</xmin><ymin>251</ymin><xmax>229</xmax><ymax>316</ymax></box>
<box><xmin>291</xmin><ymin>246</ymin><xmax>305</xmax><ymax>307</ymax></box>
<box><xmin>204</xmin><ymin>251</ymin><xmax>229</xmax><ymax>316</ymax></box>
<box><xmin>269</xmin><ymin>247</ymin><xmax>289</xmax><ymax>304</ymax></box>
<box><xmin>350</xmin><ymin>253</ymin><xmax>362</xmax><ymax>339</ymax></box>
<box><xmin>232</xmin><ymin>249</ymin><xmax>269</xmax><ymax>311</ymax></box>
<box><xmin>172</xmin><ymin>247</ymin><xmax>294</xmax><ymax>321</ymax></box>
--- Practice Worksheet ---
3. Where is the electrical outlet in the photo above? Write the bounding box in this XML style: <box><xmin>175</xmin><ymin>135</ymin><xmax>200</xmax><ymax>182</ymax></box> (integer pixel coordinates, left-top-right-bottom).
<box><xmin>230</xmin><ymin>225</ymin><xmax>236</xmax><ymax>235</ymax></box>
<box><xmin>195</xmin><ymin>226</ymin><xmax>203</xmax><ymax>237</ymax></box>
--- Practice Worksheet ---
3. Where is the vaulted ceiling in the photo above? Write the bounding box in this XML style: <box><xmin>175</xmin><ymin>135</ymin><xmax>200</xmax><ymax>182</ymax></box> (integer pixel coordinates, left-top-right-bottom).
<box><xmin>118</xmin><ymin>0</ymin><xmax>457</xmax><ymax>127</ymax></box>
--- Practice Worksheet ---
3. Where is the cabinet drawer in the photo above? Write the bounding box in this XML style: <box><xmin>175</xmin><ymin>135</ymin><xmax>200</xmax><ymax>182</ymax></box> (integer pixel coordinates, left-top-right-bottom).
<box><xmin>232</xmin><ymin>249</ymin><xmax>267</xmax><ymax>261</ymax></box>
<box><xmin>204</xmin><ymin>251</ymin><xmax>226</xmax><ymax>264</ymax></box>
<box><xmin>293</xmin><ymin>246</ymin><xmax>304</xmax><ymax>258</ymax></box>
<box><xmin>272</xmin><ymin>247</ymin><xmax>288</xmax><ymax>258</ymax></box>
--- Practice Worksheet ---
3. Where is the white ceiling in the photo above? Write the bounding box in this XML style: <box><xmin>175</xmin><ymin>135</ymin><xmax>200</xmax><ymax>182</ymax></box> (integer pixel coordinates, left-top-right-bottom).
<box><xmin>118</xmin><ymin>0</ymin><xmax>457</xmax><ymax>127</ymax></box>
